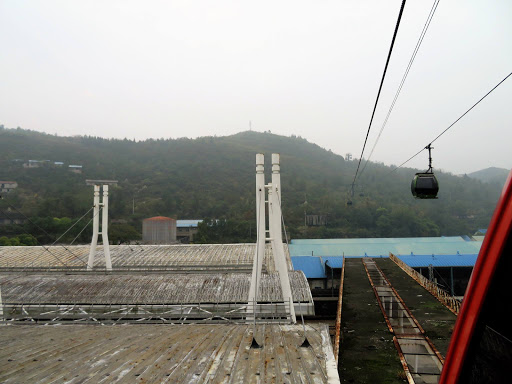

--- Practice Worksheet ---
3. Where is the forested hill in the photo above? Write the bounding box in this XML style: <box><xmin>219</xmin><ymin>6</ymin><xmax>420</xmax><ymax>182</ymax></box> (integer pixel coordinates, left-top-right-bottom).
<box><xmin>467</xmin><ymin>167</ymin><xmax>509</xmax><ymax>185</ymax></box>
<box><xmin>0</xmin><ymin>126</ymin><xmax>503</xmax><ymax>242</ymax></box>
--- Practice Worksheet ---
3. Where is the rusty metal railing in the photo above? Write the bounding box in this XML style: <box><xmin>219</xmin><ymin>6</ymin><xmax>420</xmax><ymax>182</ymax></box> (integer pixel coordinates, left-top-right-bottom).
<box><xmin>363</xmin><ymin>258</ymin><xmax>444</xmax><ymax>384</ymax></box>
<box><xmin>333</xmin><ymin>256</ymin><xmax>345</xmax><ymax>364</ymax></box>
<box><xmin>389</xmin><ymin>253</ymin><xmax>461</xmax><ymax>315</ymax></box>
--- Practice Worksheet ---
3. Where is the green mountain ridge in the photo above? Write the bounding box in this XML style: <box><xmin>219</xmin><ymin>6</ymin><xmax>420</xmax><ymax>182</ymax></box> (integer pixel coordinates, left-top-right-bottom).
<box><xmin>0</xmin><ymin>126</ymin><xmax>502</xmax><ymax>242</ymax></box>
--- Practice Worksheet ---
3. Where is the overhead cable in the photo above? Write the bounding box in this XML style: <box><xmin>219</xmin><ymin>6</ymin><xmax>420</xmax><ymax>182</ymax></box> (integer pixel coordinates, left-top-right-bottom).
<box><xmin>0</xmin><ymin>208</ymin><xmax>71</xmax><ymax>268</ymax></box>
<box><xmin>352</xmin><ymin>0</ymin><xmax>407</xmax><ymax>190</ymax></box>
<box><xmin>0</xmin><ymin>196</ymin><xmax>88</xmax><ymax>266</ymax></box>
<box><xmin>359</xmin><ymin>0</ymin><xmax>440</xmax><ymax>179</ymax></box>
<box><xmin>390</xmin><ymin>71</ymin><xmax>512</xmax><ymax>173</ymax></box>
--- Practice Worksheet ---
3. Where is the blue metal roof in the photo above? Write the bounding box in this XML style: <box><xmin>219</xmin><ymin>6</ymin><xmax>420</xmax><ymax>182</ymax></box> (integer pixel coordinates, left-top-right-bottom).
<box><xmin>289</xmin><ymin>236</ymin><xmax>482</xmax><ymax>258</ymax></box>
<box><xmin>291</xmin><ymin>256</ymin><xmax>325</xmax><ymax>278</ymax></box>
<box><xmin>176</xmin><ymin>220</ymin><xmax>203</xmax><ymax>228</ymax></box>
<box><xmin>398</xmin><ymin>254</ymin><xmax>478</xmax><ymax>268</ymax></box>
<box><xmin>324</xmin><ymin>257</ymin><xmax>344</xmax><ymax>269</ymax></box>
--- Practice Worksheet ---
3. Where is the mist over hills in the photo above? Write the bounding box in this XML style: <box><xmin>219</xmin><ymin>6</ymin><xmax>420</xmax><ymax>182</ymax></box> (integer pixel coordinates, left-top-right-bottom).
<box><xmin>0</xmin><ymin>126</ymin><xmax>503</xmax><ymax>241</ymax></box>
<box><xmin>467</xmin><ymin>167</ymin><xmax>509</xmax><ymax>185</ymax></box>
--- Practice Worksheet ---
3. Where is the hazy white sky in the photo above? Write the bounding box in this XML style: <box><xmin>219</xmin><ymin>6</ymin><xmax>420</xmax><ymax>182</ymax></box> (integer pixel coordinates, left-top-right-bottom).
<box><xmin>1</xmin><ymin>1</ymin><xmax>511</xmax><ymax>174</ymax></box>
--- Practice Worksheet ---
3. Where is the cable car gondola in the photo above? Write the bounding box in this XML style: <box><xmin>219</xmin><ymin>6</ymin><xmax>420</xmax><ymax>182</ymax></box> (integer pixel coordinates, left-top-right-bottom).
<box><xmin>411</xmin><ymin>144</ymin><xmax>439</xmax><ymax>199</ymax></box>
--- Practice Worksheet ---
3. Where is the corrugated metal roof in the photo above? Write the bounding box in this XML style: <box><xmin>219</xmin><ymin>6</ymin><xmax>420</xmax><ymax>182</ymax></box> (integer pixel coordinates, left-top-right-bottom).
<box><xmin>289</xmin><ymin>237</ymin><xmax>482</xmax><ymax>258</ymax></box>
<box><xmin>176</xmin><ymin>219</ymin><xmax>203</xmax><ymax>227</ymax></box>
<box><xmin>291</xmin><ymin>236</ymin><xmax>467</xmax><ymax>245</ymax></box>
<box><xmin>0</xmin><ymin>324</ymin><xmax>339</xmax><ymax>383</ymax></box>
<box><xmin>0</xmin><ymin>271</ymin><xmax>312</xmax><ymax>304</ymax></box>
<box><xmin>0</xmin><ymin>243</ymin><xmax>292</xmax><ymax>272</ymax></box>
<box><xmin>324</xmin><ymin>257</ymin><xmax>344</xmax><ymax>269</ymax></box>
<box><xmin>398</xmin><ymin>254</ymin><xmax>478</xmax><ymax>267</ymax></box>
<box><xmin>291</xmin><ymin>256</ymin><xmax>346</xmax><ymax>277</ymax></box>
<box><xmin>144</xmin><ymin>216</ymin><xmax>175</xmax><ymax>221</ymax></box>
<box><xmin>291</xmin><ymin>256</ymin><xmax>325</xmax><ymax>278</ymax></box>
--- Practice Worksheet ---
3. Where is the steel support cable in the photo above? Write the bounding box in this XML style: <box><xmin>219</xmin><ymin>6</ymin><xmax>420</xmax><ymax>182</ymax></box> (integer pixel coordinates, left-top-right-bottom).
<box><xmin>50</xmin><ymin>206</ymin><xmax>93</xmax><ymax>246</ymax></box>
<box><xmin>0</xmin><ymin>208</ymin><xmax>71</xmax><ymax>269</ymax></box>
<box><xmin>0</xmin><ymin>197</ymin><xmax>86</xmax><ymax>263</ymax></box>
<box><xmin>359</xmin><ymin>0</ymin><xmax>440</xmax><ymax>178</ymax></box>
<box><xmin>69</xmin><ymin>206</ymin><xmax>102</xmax><ymax>246</ymax></box>
<box><xmin>352</xmin><ymin>0</ymin><xmax>407</xmax><ymax>190</ymax></box>
<box><xmin>390</xmin><ymin>71</ymin><xmax>512</xmax><ymax>173</ymax></box>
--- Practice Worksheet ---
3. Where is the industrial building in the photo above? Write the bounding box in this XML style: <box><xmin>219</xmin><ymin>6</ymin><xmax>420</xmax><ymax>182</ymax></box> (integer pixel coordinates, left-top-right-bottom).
<box><xmin>0</xmin><ymin>155</ymin><xmax>489</xmax><ymax>383</ymax></box>
<box><xmin>0</xmin><ymin>154</ymin><xmax>339</xmax><ymax>383</ymax></box>
<box><xmin>0</xmin><ymin>238</ymin><xmax>464</xmax><ymax>383</ymax></box>
<box><xmin>177</xmin><ymin>219</ymin><xmax>203</xmax><ymax>243</ymax></box>
<box><xmin>142</xmin><ymin>216</ymin><xmax>177</xmax><ymax>244</ymax></box>
<box><xmin>290</xmin><ymin>236</ymin><xmax>481</xmax><ymax>296</ymax></box>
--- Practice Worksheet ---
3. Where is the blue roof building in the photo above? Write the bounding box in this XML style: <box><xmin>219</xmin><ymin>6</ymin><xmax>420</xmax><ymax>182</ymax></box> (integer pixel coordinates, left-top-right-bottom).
<box><xmin>289</xmin><ymin>236</ymin><xmax>481</xmax><ymax>259</ymax></box>
<box><xmin>397</xmin><ymin>253</ymin><xmax>478</xmax><ymax>268</ymax></box>
<box><xmin>291</xmin><ymin>256</ymin><xmax>326</xmax><ymax>278</ymax></box>
<box><xmin>177</xmin><ymin>220</ymin><xmax>203</xmax><ymax>228</ymax></box>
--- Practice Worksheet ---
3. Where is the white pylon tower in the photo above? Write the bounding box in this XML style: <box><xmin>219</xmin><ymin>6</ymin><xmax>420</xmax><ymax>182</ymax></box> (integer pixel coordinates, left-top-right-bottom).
<box><xmin>87</xmin><ymin>183</ymin><xmax>113</xmax><ymax>271</ymax></box>
<box><xmin>247</xmin><ymin>153</ymin><xmax>296</xmax><ymax>323</ymax></box>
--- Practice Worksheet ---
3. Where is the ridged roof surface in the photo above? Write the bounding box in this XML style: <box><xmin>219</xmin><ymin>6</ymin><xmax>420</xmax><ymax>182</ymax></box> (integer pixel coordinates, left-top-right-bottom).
<box><xmin>397</xmin><ymin>254</ymin><xmax>478</xmax><ymax>267</ymax></box>
<box><xmin>0</xmin><ymin>243</ymin><xmax>291</xmax><ymax>271</ymax></box>
<box><xmin>143</xmin><ymin>216</ymin><xmax>175</xmax><ymax>221</ymax></box>
<box><xmin>289</xmin><ymin>236</ymin><xmax>482</xmax><ymax>257</ymax></box>
<box><xmin>0</xmin><ymin>324</ymin><xmax>339</xmax><ymax>383</ymax></box>
<box><xmin>0</xmin><ymin>271</ymin><xmax>312</xmax><ymax>304</ymax></box>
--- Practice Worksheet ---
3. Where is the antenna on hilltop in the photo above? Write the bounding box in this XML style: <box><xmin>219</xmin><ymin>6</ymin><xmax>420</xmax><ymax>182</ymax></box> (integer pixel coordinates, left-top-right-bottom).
<box><xmin>249</xmin><ymin>120</ymin><xmax>252</xmax><ymax>131</ymax></box>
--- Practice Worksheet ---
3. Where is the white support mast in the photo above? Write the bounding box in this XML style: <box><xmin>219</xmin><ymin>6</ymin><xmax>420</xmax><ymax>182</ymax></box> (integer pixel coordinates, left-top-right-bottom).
<box><xmin>248</xmin><ymin>154</ymin><xmax>266</xmax><ymax>314</ymax></box>
<box><xmin>102</xmin><ymin>185</ymin><xmax>112</xmax><ymax>270</ymax></box>
<box><xmin>247</xmin><ymin>153</ymin><xmax>295</xmax><ymax>323</ymax></box>
<box><xmin>269</xmin><ymin>153</ymin><xmax>296</xmax><ymax>322</ymax></box>
<box><xmin>87</xmin><ymin>185</ymin><xmax>101</xmax><ymax>270</ymax></box>
<box><xmin>86</xmin><ymin>180</ymin><xmax>117</xmax><ymax>271</ymax></box>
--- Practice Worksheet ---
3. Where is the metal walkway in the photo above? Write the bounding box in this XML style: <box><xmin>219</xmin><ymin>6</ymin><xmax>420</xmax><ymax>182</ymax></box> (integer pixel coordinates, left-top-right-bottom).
<box><xmin>363</xmin><ymin>258</ymin><xmax>444</xmax><ymax>384</ymax></box>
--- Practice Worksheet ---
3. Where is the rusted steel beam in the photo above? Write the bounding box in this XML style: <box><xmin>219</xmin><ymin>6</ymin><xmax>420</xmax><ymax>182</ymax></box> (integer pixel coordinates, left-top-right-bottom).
<box><xmin>392</xmin><ymin>336</ymin><xmax>415</xmax><ymax>384</ymax></box>
<box><xmin>372</xmin><ymin>262</ymin><xmax>426</xmax><ymax>335</ymax></box>
<box><xmin>333</xmin><ymin>256</ymin><xmax>345</xmax><ymax>363</ymax></box>
<box><xmin>362</xmin><ymin>259</ymin><xmax>395</xmax><ymax>334</ymax></box>
<box><xmin>362</xmin><ymin>258</ymin><xmax>444</xmax><ymax>383</ymax></box>
<box><xmin>389</xmin><ymin>253</ymin><xmax>460</xmax><ymax>315</ymax></box>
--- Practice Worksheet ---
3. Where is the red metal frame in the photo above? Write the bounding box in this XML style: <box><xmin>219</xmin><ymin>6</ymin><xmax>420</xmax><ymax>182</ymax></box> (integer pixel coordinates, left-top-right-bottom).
<box><xmin>439</xmin><ymin>170</ymin><xmax>512</xmax><ymax>384</ymax></box>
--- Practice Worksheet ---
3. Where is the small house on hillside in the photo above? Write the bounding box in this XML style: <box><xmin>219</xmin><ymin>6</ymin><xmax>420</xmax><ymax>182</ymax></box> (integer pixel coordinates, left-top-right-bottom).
<box><xmin>68</xmin><ymin>165</ymin><xmax>83</xmax><ymax>174</ymax></box>
<box><xmin>0</xmin><ymin>210</ymin><xmax>26</xmax><ymax>225</ymax></box>
<box><xmin>0</xmin><ymin>181</ymin><xmax>18</xmax><ymax>193</ymax></box>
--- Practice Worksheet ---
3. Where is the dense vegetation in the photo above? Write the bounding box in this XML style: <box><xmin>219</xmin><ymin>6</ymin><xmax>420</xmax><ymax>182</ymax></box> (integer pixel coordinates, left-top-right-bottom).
<box><xmin>0</xmin><ymin>125</ymin><xmax>503</xmax><ymax>244</ymax></box>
